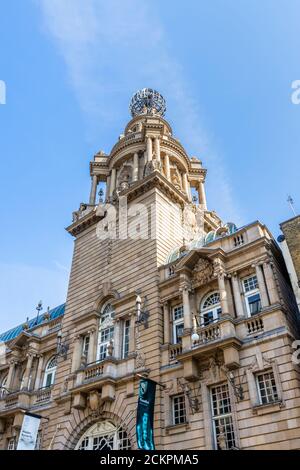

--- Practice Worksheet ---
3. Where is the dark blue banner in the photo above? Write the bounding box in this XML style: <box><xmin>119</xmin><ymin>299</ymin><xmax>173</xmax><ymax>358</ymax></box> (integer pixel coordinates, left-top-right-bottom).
<box><xmin>136</xmin><ymin>378</ymin><xmax>156</xmax><ymax>450</ymax></box>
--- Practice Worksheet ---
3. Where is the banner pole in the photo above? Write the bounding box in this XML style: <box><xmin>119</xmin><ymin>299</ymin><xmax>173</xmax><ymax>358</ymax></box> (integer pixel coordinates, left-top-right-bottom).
<box><xmin>135</xmin><ymin>373</ymin><xmax>166</xmax><ymax>389</ymax></box>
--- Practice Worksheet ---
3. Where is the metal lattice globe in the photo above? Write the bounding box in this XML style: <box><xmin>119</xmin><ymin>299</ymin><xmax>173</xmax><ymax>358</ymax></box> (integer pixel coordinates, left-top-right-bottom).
<box><xmin>129</xmin><ymin>88</ymin><xmax>166</xmax><ymax>117</ymax></box>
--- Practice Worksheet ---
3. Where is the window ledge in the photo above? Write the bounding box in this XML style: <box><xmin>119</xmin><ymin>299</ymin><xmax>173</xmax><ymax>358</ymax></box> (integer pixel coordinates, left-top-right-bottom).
<box><xmin>165</xmin><ymin>422</ymin><xmax>190</xmax><ymax>435</ymax></box>
<box><xmin>252</xmin><ymin>400</ymin><xmax>285</xmax><ymax>415</ymax></box>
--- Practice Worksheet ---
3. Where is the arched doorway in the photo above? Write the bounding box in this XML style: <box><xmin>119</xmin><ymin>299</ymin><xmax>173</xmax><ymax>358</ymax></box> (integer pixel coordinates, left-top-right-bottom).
<box><xmin>75</xmin><ymin>420</ymin><xmax>131</xmax><ymax>450</ymax></box>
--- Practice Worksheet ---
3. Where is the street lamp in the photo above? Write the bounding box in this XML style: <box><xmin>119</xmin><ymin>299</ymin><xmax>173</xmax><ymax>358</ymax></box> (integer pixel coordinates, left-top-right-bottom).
<box><xmin>191</xmin><ymin>314</ymin><xmax>199</xmax><ymax>344</ymax></box>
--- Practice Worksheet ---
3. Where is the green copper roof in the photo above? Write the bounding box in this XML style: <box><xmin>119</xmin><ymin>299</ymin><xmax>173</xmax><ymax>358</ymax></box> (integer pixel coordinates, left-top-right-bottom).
<box><xmin>0</xmin><ymin>304</ymin><xmax>65</xmax><ymax>343</ymax></box>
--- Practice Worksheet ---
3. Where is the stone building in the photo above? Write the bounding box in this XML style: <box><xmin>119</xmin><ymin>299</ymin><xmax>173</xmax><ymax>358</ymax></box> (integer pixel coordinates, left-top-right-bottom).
<box><xmin>0</xmin><ymin>89</ymin><xmax>300</xmax><ymax>450</ymax></box>
<box><xmin>278</xmin><ymin>215</ymin><xmax>300</xmax><ymax>310</ymax></box>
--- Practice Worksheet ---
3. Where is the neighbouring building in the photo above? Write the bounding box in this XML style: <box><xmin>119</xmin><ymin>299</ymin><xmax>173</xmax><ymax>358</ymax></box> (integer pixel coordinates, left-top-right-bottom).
<box><xmin>0</xmin><ymin>89</ymin><xmax>300</xmax><ymax>450</ymax></box>
<box><xmin>278</xmin><ymin>215</ymin><xmax>300</xmax><ymax>311</ymax></box>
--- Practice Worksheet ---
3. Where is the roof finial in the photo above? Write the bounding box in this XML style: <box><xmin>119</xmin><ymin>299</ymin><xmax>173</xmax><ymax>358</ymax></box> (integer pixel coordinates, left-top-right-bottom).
<box><xmin>35</xmin><ymin>300</ymin><xmax>43</xmax><ymax>324</ymax></box>
<box><xmin>129</xmin><ymin>88</ymin><xmax>166</xmax><ymax>117</ymax></box>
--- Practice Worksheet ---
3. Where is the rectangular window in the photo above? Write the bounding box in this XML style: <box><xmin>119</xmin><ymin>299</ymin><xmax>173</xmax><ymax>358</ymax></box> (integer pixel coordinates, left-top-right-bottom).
<box><xmin>82</xmin><ymin>335</ymin><xmax>90</xmax><ymax>358</ymax></box>
<box><xmin>101</xmin><ymin>327</ymin><xmax>114</xmax><ymax>343</ymax></box>
<box><xmin>98</xmin><ymin>344</ymin><xmax>107</xmax><ymax>361</ymax></box>
<box><xmin>211</xmin><ymin>384</ymin><xmax>236</xmax><ymax>450</ymax></box>
<box><xmin>122</xmin><ymin>320</ymin><xmax>130</xmax><ymax>359</ymax></box>
<box><xmin>45</xmin><ymin>372</ymin><xmax>54</xmax><ymax>388</ymax></box>
<box><xmin>173</xmin><ymin>305</ymin><xmax>184</xmax><ymax>321</ymax></box>
<box><xmin>243</xmin><ymin>275</ymin><xmax>258</xmax><ymax>293</ymax></box>
<box><xmin>172</xmin><ymin>305</ymin><xmax>184</xmax><ymax>344</ymax></box>
<box><xmin>172</xmin><ymin>394</ymin><xmax>186</xmax><ymax>425</ymax></box>
<box><xmin>247</xmin><ymin>293</ymin><xmax>261</xmax><ymax>315</ymax></box>
<box><xmin>7</xmin><ymin>438</ymin><xmax>16</xmax><ymax>450</ymax></box>
<box><xmin>243</xmin><ymin>275</ymin><xmax>261</xmax><ymax>317</ymax></box>
<box><xmin>256</xmin><ymin>371</ymin><xmax>278</xmax><ymax>405</ymax></box>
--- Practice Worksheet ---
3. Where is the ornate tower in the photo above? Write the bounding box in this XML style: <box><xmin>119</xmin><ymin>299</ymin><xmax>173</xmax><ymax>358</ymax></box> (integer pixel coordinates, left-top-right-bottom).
<box><xmin>1</xmin><ymin>89</ymin><xmax>299</xmax><ymax>451</ymax></box>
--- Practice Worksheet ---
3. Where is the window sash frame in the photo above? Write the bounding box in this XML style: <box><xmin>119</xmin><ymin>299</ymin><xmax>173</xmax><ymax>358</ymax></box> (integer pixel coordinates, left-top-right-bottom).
<box><xmin>172</xmin><ymin>394</ymin><xmax>186</xmax><ymax>426</ymax></box>
<box><xmin>122</xmin><ymin>319</ymin><xmax>130</xmax><ymax>359</ymax></box>
<box><xmin>210</xmin><ymin>383</ymin><xmax>236</xmax><ymax>450</ymax></box>
<box><xmin>256</xmin><ymin>370</ymin><xmax>279</xmax><ymax>405</ymax></box>
<box><xmin>242</xmin><ymin>275</ymin><xmax>261</xmax><ymax>317</ymax></box>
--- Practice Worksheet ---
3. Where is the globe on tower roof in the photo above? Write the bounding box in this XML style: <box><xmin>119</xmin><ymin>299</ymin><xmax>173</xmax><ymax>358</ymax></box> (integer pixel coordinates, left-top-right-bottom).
<box><xmin>129</xmin><ymin>88</ymin><xmax>166</xmax><ymax>118</ymax></box>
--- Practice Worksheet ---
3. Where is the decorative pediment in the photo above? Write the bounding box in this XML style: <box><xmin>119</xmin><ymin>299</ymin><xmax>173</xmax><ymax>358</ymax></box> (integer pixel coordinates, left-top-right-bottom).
<box><xmin>192</xmin><ymin>256</ymin><xmax>214</xmax><ymax>288</ymax></box>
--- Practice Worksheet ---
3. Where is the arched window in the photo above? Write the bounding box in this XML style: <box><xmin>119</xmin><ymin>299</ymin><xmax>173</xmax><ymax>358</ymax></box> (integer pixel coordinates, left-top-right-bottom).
<box><xmin>200</xmin><ymin>292</ymin><xmax>222</xmax><ymax>326</ymax></box>
<box><xmin>43</xmin><ymin>356</ymin><xmax>57</xmax><ymax>388</ymax></box>
<box><xmin>0</xmin><ymin>374</ymin><xmax>8</xmax><ymax>398</ymax></box>
<box><xmin>97</xmin><ymin>303</ymin><xmax>115</xmax><ymax>361</ymax></box>
<box><xmin>75</xmin><ymin>421</ymin><xmax>131</xmax><ymax>450</ymax></box>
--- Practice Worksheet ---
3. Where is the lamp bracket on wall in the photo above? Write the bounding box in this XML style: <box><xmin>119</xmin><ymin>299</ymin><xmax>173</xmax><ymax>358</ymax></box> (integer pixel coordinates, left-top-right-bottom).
<box><xmin>177</xmin><ymin>377</ymin><xmax>201</xmax><ymax>414</ymax></box>
<box><xmin>135</xmin><ymin>292</ymin><xmax>149</xmax><ymax>329</ymax></box>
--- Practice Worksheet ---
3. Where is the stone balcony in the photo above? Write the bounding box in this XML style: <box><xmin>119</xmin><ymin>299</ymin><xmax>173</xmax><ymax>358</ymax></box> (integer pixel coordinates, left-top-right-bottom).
<box><xmin>0</xmin><ymin>386</ymin><xmax>53</xmax><ymax>416</ymax></box>
<box><xmin>163</xmin><ymin>305</ymin><xmax>286</xmax><ymax>381</ymax></box>
<box><xmin>69</xmin><ymin>356</ymin><xmax>136</xmax><ymax>409</ymax></box>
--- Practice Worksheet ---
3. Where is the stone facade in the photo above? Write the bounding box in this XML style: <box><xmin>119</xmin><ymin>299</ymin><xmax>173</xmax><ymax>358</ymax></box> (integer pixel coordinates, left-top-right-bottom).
<box><xmin>279</xmin><ymin>216</ymin><xmax>300</xmax><ymax>310</ymax></box>
<box><xmin>0</xmin><ymin>90</ymin><xmax>300</xmax><ymax>450</ymax></box>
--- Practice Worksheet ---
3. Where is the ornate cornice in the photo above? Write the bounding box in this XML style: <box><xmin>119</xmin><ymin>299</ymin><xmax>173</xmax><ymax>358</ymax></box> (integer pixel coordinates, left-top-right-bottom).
<box><xmin>66</xmin><ymin>210</ymin><xmax>102</xmax><ymax>237</ymax></box>
<box><xmin>125</xmin><ymin>170</ymin><xmax>189</xmax><ymax>207</ymax></box>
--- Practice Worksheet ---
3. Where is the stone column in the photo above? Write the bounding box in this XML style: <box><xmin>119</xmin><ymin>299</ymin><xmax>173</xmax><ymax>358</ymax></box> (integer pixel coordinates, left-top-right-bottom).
<box><xmin>217</xmin><ymin>273</ymin><xmax>229</xmax><ymax>315</ymax></box>
<box><xmin>23</xmin><ymin>353</ymin><xmax>34</xmax><ymax>390</ymax></box>
<box><xmin>106</xmin><ymin>176</ymin><xmax>111</xmax><ymax>201</ymax></box>
<box><xmin>163</xmin><ymin>302</ymin><xmax>170</xmax><ymax>344</ymax></box>
<box><xmin>154</xmin><ymin>137</ymin><xmax>160</xmax><ymax>162</ymax></box>
<box><xmin>231</xmin><ymin>273</ymin><xmax>245</xmax><ymax>317</ymax></box>
<box><xmin>71</xmin><ymin>335</ymin><xmax>82</xmax><ymax>373</ymax></box>
<box><xmin>109</xmin><ymin>168</ymin><xmax>116</xmax><ymax>197</ymax></box>
<box><xmin>140</xmin><ymin>152</ymin><xmax>146</xmax><ymax>179</ymax></box>
<box><xmin>198</xmin><ymin>180</ymin><xmax>207</xmax><ymax>210</ymax></box>
<box><xmin>34</xmin><ymin>355</ymin><xmax>44</xmax><ymax>390</ymax></box>
<box><xmin>263</xmin><ymin>261</ymin><xmax>280</xmax><ymax>304</ymax></box>
<box><xmin>129</xmin><ymin>313</ymin><xmax>135</xmax><ymax>354</ymax></box>
<box><xmin>165</xmin><ymin>154</ymin><xmax>171</xmax><ymax>180</ymax></box>
<box><xmin>182</xmin><ymin>173</ymin><xmax>191</xmax><ymax>200</ymax></box>
<box><xmin>181</xmin><ymin>285</ymin><xmax>192</xmax><ymax>330</ymax></box>
<box><xmin>87</xmin><ymin>329</ymin><xmax>96</xmax><ymax>364</ymax></box>
<box><xmin>254</xmin><ymin>264</ymin><xmax>269</xmax><ymax>308</ymax></box>
<box><xmin>89</xmin><ymin>175</ymin><xmax>98</xmax><ymax>205</ymax></box>
<box><xmin>133</xmin><ymin>153</ymin><xmax>139</xmax><ymax>182</ymax></box>
<box><xmin>146</xmin><ymin>136</ymin><xmax>153</xmax><ymax>162</ymax></box>
<box><xmin>6</xmin><ymin>360</ymin><xmax>16</xmax><ymax>391</ymax></box>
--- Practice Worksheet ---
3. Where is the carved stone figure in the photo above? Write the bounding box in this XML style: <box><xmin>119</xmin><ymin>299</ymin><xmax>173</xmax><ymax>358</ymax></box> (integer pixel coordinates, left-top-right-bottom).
<box><xmin>192</xmin><ymin>257</ymin><xmax>214</xmax><ymax>287</ymax></box>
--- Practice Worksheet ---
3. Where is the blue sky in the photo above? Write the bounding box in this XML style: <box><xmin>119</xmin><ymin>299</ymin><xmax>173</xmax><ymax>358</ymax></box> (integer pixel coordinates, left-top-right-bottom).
<box><xmin>0</xmin><ymin>0</ymin><xmax>299</xmax><ymax>332</ymax></box>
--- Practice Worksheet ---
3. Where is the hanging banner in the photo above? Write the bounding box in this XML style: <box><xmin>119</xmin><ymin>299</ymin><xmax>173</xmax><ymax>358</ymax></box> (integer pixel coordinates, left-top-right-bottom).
<box><xmin>17</xmin><ymin>412</ymin><xmax>41</xmax><ymax>450</ymax></box>
<box><xmin>136</xmin><ymin>378</ymin><xmax>156</xmax><ymax>450</ymax></box>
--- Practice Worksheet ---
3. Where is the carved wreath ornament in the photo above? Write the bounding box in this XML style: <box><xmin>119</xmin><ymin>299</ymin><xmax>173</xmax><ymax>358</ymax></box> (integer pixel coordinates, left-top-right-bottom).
<box><xmin>192</xmin><ymin>257</ymin><xmax>214</xmax><ymax>288</ymax></box>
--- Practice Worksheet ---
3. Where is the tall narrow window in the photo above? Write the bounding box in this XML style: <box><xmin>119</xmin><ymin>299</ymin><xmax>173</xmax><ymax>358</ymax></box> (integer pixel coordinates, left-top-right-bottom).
<box><xmin>0</xmin><ymin>375</ymin><xmax>8</xmax><ymax>398</ymax></box>
<box><xmin>43</xmin><ymin>356</ymin><xmax>57</xmax><ymax>388</ymax></box>
<box><xmin>82</xmin><ymin>335</ymin><xmax>90</xmax><ymax>358</ymax></box>
<box><xmin>243</xmin><ymin>275</ymin><xmax>261</xmax><ymax>316</ymax></box>
<box><xmin>211</xmin><ymin>383</ymin><xmax>236</xmax><ymax>450</ymax></box>
<box><xmin>172</xmin><ymin>305</ymin><xmax>184</xmax><ymax>344</ymax></box>
<box><xmin>122</xmin><ymin>319</ymin><xmax>130</xmax><ymax>359</ymax></box>
<box><xmin>256</xmin><ymin>371</ymin><xmax>278</xmax><ymax>404</ymax></box>
<box><xmin>200</xmin><ymin>292</ymin><xmax>222</xmax><ymax>326</ymax></box>
<box><xmin>172</xmin><ymin>394</ymin><xmax>186</xmax><ymax>425</ymax></box>
<box><xmin>97</xmin><ymin>303</ymin><xmax>115</xmax><ymax>361</ymax></box>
